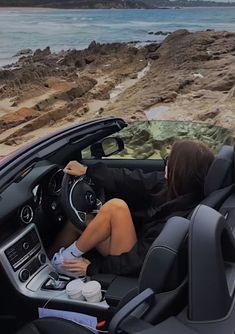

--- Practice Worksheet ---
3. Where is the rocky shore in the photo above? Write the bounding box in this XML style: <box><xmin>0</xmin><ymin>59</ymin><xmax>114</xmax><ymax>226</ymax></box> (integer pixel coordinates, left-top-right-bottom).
<box><xmin>1</xmin><ymin>29</ymin><xmax>235</xmax><ymax>154</ymax></box>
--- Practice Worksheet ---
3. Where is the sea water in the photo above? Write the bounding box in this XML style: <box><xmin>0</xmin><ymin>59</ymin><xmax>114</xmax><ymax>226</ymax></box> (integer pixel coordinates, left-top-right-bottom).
<box><xmin>1</xmin><ymin>7</ymin><xmax>235</xmax><ymax>67</ymax></box>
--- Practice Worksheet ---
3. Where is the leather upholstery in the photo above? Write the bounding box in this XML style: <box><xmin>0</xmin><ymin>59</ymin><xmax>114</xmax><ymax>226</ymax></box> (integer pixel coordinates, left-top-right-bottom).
<box><xmin>189</xmin><ymin>204</ymin><xmax>235</xmax><ymax>321</ymax></box>
<box><xmin>204</xmin><ymin>145</ymin><xmax>234</xmax><ymax>197</ymax></box>
<box><xmin>138</xmin><ymin>216</ymin><xmax>190</xmax><ymax>294</ymax></box>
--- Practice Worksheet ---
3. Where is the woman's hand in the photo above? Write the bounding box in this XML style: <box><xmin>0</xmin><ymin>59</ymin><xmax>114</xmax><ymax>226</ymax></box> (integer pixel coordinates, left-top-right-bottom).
<box><xmin>62</xmin><ymin>258</ymin><xmax>91</xmax><ymax>276</ymax></box>
<box><xmin>63</xmin><ymin>161</ymin><xmax>87</xmax><ymax>176</ymax></box>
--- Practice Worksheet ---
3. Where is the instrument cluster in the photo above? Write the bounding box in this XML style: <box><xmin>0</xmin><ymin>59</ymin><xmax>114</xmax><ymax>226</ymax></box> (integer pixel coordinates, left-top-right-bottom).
<box><xmin>47</xmin><ymin>169</ymin><xmax>64</xmax><ymax>195</ymax></box>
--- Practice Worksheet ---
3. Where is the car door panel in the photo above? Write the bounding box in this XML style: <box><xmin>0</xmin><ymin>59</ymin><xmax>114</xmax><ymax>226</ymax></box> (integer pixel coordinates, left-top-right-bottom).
<box><xmin>82</xmin><ymin>159</ymin><xmax>164</xmax><ymax>174</ymax></box>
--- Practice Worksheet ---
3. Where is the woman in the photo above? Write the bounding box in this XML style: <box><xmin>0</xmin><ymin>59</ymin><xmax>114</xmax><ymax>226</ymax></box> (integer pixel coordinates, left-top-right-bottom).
<box><xmin>51</xmin><ymin>139</ymin><xmax>214</xmax><ymax>277</ymax></box>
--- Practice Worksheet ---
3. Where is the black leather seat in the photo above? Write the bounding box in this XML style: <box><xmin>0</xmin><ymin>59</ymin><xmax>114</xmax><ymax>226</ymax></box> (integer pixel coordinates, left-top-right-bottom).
<box><xmin>204</xmin><ymin>144</ymin><xmax>234</xmax><ymax>197</ymax></box>
<box><xmin>138</xmin><ymin>216</ymin><xmax>189</xmax><ymax>294</ymax></box>
<box><xmin>188</xmin><ymin>204</ymin><xmax>235</xmax><ymax>322</ymax></box>
<box><xmin>115</xmin><ymin>216</ymin><xmax>190</xmax><ymax>321</ymax></box>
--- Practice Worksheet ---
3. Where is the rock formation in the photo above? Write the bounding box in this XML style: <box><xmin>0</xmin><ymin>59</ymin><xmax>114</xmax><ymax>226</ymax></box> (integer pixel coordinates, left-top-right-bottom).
<box><xmin>1</xmin><ymin>30</ymin><xmax>235</xmax><ymax>154</ymax></box>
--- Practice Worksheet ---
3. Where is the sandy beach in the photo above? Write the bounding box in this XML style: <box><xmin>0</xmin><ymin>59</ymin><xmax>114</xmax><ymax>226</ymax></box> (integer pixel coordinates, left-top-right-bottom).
<box><xmin>1</xmin><ymin>29</ymin><xmax>235</xmax><ymax>155</ymax></box>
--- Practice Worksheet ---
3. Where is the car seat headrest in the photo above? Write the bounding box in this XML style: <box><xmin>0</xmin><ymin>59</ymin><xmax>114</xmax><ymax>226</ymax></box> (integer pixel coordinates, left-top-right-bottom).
<box><xmin>204</xmin><ymin>145</ymin><xmax>234</xmax><ymax>197</ymax></box>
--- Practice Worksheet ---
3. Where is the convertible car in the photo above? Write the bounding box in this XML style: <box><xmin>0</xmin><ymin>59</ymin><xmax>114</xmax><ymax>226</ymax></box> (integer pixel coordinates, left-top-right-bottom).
<box><xmin>0</xmin><ymin>116</ymin><xmax>235</xmax><ymax>334</ymax></box>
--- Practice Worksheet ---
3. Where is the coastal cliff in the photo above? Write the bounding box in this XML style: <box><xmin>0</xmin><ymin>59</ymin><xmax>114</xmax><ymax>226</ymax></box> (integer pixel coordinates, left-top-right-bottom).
<box><xmin>1</xmin><ymin>29</ymin><xmax>235</xmax><ymax>153</ymax></box>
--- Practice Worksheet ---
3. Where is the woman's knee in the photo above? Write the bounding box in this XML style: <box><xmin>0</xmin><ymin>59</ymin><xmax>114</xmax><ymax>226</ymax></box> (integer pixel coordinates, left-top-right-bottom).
<box><xmin>102</xmin><ymin>198</ymin><xmax>129</xmax><ymax>214</ymax></box>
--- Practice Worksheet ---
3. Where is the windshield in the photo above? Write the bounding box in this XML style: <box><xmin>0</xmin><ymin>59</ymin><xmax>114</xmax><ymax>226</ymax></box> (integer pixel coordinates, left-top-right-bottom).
<box><xmin>81</xmin><ymin>120</ymin><xmax>233</xmax><ymax>160</ymax></box>
<box><xmin>1</xmin><ymin>6</ymin><xmax>235</xmax><ymax>159</ymax></box>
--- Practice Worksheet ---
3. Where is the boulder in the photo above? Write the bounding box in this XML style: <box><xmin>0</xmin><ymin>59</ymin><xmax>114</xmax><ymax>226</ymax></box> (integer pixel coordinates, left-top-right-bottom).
<box><xmin>14</xmin><ymin>48</ymin><xmax>32</xmax><ymax>57</ymax></box>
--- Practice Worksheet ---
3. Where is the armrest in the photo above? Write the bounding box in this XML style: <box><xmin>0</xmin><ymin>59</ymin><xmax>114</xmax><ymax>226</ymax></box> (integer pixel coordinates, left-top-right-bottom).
<box><xmin>109</xmin><ymin>288</ymin><xmax>154</xmax><ymax>334</ymax></box>
<box><xmin>105</xmin><ymin>276</ymin><xmax>138</xmax><ymax>307</ymax></box>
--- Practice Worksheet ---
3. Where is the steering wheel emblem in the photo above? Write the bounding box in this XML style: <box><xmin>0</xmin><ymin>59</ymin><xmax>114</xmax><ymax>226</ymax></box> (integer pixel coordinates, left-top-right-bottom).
<box><xmin>86</xmin><ymin>191</ymin><xmax>96</xmax><ymax>205</ymax></box>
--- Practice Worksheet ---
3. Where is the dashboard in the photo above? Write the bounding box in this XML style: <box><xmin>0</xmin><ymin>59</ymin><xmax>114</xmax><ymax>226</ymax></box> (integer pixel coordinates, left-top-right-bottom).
<box><xmin>0</xmin><ymin>160</ymin><xmax>66</xmax><ymax>246</ymax></box>
<box><xmin>0</xmin><ymin>156</ymin><xmax>113</xmax><ymax>314</ymax></box>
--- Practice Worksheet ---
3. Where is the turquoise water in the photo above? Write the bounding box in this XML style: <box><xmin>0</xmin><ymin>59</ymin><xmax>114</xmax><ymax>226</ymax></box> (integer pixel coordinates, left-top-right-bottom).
<box><xmin>1</xmin><ymin>7</ymin><xmax>235</xmax><ymax>66</ymax></box>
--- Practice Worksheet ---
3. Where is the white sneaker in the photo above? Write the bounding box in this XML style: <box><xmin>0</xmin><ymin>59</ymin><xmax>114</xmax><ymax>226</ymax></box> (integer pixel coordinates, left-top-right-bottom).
<box><xmin>51</xmin><ymin>247</ymin><xmax>84</xmax><ymax>279</ymax></box>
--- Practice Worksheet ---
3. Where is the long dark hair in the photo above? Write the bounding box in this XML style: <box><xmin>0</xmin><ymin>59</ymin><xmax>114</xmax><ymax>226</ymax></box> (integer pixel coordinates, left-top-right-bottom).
<box><xmin>166</xmin><ymin>139</ymin><xmax>214</xmax><ymax>200</ymax></box>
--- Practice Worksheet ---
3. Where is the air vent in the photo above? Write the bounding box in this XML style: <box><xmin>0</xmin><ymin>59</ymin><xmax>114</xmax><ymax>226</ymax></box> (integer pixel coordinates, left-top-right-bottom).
<box><xmin>19</xmin><ymin>205</ymin><xmax>34</xmax><ymax>224</ymax></box>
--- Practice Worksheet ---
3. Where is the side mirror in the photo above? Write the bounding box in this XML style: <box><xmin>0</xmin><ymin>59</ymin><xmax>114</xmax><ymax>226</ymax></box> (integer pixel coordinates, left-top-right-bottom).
<box><xmin>90</xmin><ymin>137</ymin><xmax>124</xmax><ymax>159</ymax></box>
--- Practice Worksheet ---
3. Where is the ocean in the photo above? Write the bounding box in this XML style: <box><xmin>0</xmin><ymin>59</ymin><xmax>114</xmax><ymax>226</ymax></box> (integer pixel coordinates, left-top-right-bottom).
<box><xmin>1</xmin><ymin>7</ymin><xmax>235</xmax><ymax>67</ymax></box>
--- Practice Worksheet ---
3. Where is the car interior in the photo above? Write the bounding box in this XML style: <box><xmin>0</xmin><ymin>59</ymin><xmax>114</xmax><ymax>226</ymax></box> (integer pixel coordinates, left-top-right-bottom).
<box><xmin>0</xmin><ymin>117</ymin><xmax>235</xmax><ymax>334</ymax></box>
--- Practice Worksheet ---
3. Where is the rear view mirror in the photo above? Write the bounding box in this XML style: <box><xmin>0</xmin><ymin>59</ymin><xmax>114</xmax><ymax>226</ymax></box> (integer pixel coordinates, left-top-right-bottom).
<box><xmin>90</xmin><ymin>137</ymin><xmax>124</xmax><ymax>159</ymax></box>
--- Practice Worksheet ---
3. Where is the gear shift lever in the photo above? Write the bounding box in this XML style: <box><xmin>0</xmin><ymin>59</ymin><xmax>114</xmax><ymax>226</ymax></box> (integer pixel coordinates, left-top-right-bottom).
<box><xmin>48</xmin><ymin>271</ymin><xmax>60</xmax><ymax>288</ymax></box>
<box><xmin>41</xmin><ymin>271</ymin><xmax>72</xmax><ymax>290</ymax></box>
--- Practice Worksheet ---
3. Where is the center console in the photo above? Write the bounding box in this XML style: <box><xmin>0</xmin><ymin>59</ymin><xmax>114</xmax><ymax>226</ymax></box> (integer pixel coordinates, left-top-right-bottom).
<box><xmin>0</xmin><ymin>223</ymin><xmax>139</xmax><ymax>315</ymax></box>
<box><xmin>0</xmin><ymin>224</ymin><xmax>51</xmax><ymax>293</ymax></box>
<box><xmin>4</xmin><ymin>227</ymin><xmax>45</xmax><ymax>283</ymax></box>
<box><xmin>0</xmin><ymin>224</ymin><xmax>109</xmax><ymax>310</ymax></box>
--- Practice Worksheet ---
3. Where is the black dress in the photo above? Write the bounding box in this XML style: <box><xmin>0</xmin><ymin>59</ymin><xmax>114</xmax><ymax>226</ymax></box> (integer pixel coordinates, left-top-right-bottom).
<box><xmin>84</xmin><ymin>163</ymin><xmax>202</xmax><ymax>277</ymax></box>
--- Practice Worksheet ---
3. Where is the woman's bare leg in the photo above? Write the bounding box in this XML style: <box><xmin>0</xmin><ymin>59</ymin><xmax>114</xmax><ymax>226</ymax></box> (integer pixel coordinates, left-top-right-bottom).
<box><xmin>75</xmin><ymin>198</ymin><xmax>137</xmax><ymax>256</ymax></box>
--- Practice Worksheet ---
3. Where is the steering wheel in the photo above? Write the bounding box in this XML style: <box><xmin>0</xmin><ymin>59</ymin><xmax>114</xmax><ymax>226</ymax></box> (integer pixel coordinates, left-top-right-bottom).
<box><xmin>60</xmin><ymin>174</ymin><xmax>104</xmax><ymax>231</ymax></box>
